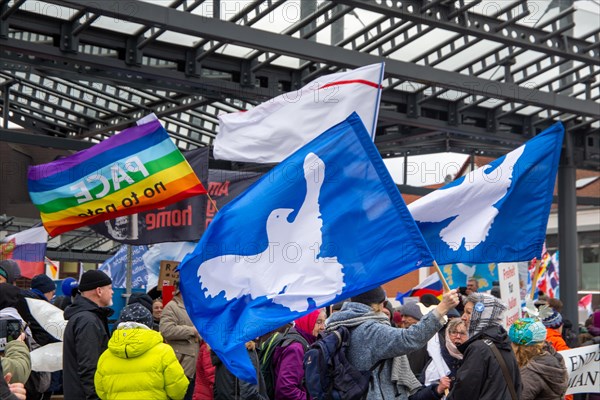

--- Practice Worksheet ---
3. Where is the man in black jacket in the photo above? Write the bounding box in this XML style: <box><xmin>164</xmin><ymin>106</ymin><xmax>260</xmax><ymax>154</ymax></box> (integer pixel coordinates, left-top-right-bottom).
<box><xmin>447</xmin><ymin>293</ymin><xmax>521</xmax><ymax>400</ymax></box>
<box><xmin>62</xmin><ymin>270</ymin><xmax>113</xmax><ymax>400</ymax></box>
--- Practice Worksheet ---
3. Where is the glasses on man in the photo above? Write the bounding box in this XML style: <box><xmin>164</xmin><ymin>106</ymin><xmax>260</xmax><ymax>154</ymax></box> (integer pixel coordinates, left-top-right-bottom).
<box><xmin>448</xmin><ymin>330</ymin><xmax>467</xmax><ymax>337</ymax></box>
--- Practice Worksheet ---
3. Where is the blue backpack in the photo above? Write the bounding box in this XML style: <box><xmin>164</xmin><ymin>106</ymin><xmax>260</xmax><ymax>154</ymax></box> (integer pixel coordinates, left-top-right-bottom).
<box><xmin>303</xmin><ymin>326</ymin><xmax>383</xmax><ymax>400</ymax></box>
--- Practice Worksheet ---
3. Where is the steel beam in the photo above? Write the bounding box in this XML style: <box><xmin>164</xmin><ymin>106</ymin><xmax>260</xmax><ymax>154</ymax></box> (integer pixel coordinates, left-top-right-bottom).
<box><xmin>43</xmin><ymin>0</ymin><xmax>599</xmax><ymax>118</ymax></box>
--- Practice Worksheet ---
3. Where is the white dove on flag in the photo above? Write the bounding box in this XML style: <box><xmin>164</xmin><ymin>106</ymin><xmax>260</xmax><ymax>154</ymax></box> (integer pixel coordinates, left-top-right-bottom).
<box><xmin>409</xmin><ymin>145</ymin><xmax>525</xmax><ymax>251</ymax></box>
<box><xmin>197</xmin><ymin>153</ymin><xmax>345</xmax><ymax>312</ymax></box>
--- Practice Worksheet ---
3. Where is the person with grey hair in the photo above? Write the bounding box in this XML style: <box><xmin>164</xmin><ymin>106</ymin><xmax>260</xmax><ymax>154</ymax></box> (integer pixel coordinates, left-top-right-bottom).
<box><xmin>447</xmin><ymin>293</ymin><xmax>521</xmax><ymax>400</ymax></box>
<box><xmin>465</xmin><ymin>278</ymin><xmax>479</xmax><ymax>295</ymax></box>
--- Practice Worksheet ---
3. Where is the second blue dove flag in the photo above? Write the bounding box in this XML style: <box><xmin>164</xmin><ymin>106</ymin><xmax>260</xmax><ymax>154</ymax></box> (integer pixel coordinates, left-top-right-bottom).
<box><xmin>409</xmin><ymin>122</ymin><xmax>564</xmax><ymax>264</ymax></box>
<box><xmin>178</xmin><ymin>113</ymin><xmax>434</xmax><ymax>383</ymax></box>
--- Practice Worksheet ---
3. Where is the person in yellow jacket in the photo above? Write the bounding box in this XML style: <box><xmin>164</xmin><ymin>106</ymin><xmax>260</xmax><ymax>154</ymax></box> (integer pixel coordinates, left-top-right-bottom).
<box><xmin>95</xmin><ymin>303</ymin><xmax>189</xmax><ymax>400</ymax></box>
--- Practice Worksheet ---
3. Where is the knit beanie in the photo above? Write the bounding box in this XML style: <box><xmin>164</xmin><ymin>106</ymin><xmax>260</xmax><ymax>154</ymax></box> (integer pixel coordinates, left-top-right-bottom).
<box><xmin>0</xmin><ymin>260</ymin><xmax>20</xmax><ymax>284</ymax></box>
<box><xmin>117</xmin><ymin>303</ymin><xmax>153</xmax><ymax>328</ymax></box>
<box><xmin>31</xmin><ymin>274</ymin><xmax>56</xmax><ymax>293</ymax></box>
<box><xmin>127</xmin><ymin>292</ymin><xmax>153</xmax><ymax>313</ymax></box>
<box><xmin>466</xmin><ymin>293</ymin><xmax>507</xmax><ymax>337</ymax></box>
<box><xmin>61</xmin><ymin>277</ymin><xmax>78</xmax><ymax>297</ymax></box>
<box><xmin>352</xmin><ymin>286</ymin><xmax>386</xmax><ymax>305</ymax></box>
<box><xmin>78</xmin><ymin>270</ymin><xmax>112</xmax><ymax>292</ymax></box>
<box><xmin>294</xmin><ymin>309</ymin><xmax>320</xmax><ymax>336</ymax></box>
<box><xmin>400</xmin><ymin>302</ymin><xmax>424</xmax><ymax>321</ymax></box>
<box><xmin>509</xmin><ymin>318</ymin><xmax>547</xmax><ymax>346</ymax></box>
<box><xmin>542</xmin><ymin>309</ymin><xmax>563</xmax><ymax>329</ymax></box>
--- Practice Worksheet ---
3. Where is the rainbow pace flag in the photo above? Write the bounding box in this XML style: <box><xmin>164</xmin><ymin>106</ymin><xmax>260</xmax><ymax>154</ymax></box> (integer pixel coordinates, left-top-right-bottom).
<box><xmin>28</xmin><ymin>119</ymin><xmax>206</xmax><ymax>237</ymax></box>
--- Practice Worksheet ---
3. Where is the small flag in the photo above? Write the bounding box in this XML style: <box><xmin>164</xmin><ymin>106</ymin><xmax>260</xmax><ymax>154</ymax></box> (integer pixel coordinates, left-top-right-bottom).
<box><xmin>179</xmin><ymin>113</ymin><xmax>432</xmax><ymax>383</ymax></box>
<box><xmin>45</xmin><ymin>256</ymin><xmax>59</xmax><ymax>280</ymax></box>
<box><xmin>28</xmin><ymin>119</ymin><xmax>206</xmax><ymax>236</ymax></box>
<box><xmin>409</xmin><ymin>122</ymin><xmax>564</xmax><ymax>264</ymax></box>
<box><xmin>396</xmin><ymin>272</ymin><xmax>443</xmax><ymax>303</ymax></box>
<box><xmin>1</xmin><ymin>227</ymin><xmax>48</xmax><ymax>279</ymax></box>
<box><xmin>578</xmin><ymin>294</ymin><xmax>593</xmax><ymax>317</ymax></box>
<box><xmin>215</xmin><ymin>63</ymin><xmax>385</xmax><ymax>163</ymax></box>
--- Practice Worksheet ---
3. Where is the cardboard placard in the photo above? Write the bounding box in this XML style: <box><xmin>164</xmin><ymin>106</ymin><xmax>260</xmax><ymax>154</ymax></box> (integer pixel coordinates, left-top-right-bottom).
<box><xmin>158</xmin><ymin>260</ymin><xmax>180</xmax><ymax>290</ymax></box>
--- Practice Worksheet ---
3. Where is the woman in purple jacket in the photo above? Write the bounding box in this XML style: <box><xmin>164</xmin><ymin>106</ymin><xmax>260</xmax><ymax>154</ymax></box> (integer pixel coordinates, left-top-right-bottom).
<box><xmin>272</xmin><ymin>309</ymin><xmax>326</xmax><ymax>400</ymax></box>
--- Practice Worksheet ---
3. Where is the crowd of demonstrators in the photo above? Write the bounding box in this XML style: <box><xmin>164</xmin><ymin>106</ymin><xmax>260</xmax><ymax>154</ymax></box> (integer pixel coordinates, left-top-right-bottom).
<box><xmin>95</xmin><ymin>303</ymin><xmax>189</xmax><ymax>399</ymax></box>
<box><xmin>159</xmin><ymin>281</ymin><xmax>199</xmax><ymax>400</ymax></box>
<box><xmin>5</xmin><ymin>253</ymin><xmax>600</xmax><ymax>400</ymax></box>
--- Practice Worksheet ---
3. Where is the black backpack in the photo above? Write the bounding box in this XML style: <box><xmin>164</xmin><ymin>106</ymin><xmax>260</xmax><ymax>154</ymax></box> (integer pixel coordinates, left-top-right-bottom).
<box><xmin>303</xmin><ymin>326</ymin><xmax>383</xmax><ymax>400</ymax></box>
<box><xmin>258</xmin><ymin>327</ymin><xmax>309</xmax><ymax>399</ymax></box>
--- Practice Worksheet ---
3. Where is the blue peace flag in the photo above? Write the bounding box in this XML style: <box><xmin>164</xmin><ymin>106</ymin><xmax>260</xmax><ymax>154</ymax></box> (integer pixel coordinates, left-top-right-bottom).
<box><xmin>409</xmin><ymin>122</ymin><xmax>564</xmax><ymax>264</ymax></box>
<box><xmin>178</xmin><ymin>113</ymin><xmax>433</xmax><ymax>382</ymax></box>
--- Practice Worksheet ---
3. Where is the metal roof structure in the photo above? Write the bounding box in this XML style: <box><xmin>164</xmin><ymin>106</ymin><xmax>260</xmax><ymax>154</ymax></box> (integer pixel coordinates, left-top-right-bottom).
<box><xmin>0</xmin><ymin>0</ymin><xmax>599</xmax><ymax>259</ymax></box>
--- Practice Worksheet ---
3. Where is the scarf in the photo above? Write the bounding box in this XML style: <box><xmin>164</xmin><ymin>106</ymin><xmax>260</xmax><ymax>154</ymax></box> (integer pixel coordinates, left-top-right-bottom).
<box><xmin>467</xmin><ymin>293</ymin><xmax>507</xmax><ymax>337</ymax></box>
<box><xmin>445</xmin><ymin>328</ymin><xmax>463</xmax><ymax>360</ymax></box>
<box><xmin>391</xmin><ymin>355</ymin><xmax>423</xmax><ymax>395</ymax></box>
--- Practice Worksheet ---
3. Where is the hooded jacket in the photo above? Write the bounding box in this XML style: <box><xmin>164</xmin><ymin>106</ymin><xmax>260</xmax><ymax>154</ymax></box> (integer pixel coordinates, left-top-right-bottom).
<box><xmin>325</xmin><ymin>302</ymin><xmax>444</xmax><ymax>400</ymax></box>
<box><xmin>62</xmin><ymin>295</ymin><xmax>113</xmax><ymax>400</ymax></box>
<box><xmin>272</xmin><ymin>326</ymin><xmax>315</xmax><ymax>400</ymax></box>
<box><xmin>520</xmin><ymin>348</ymin><xmax>568</xmax><ymax>400</ymax></box>
<box><xmin>0</xmin><ymin>340</ymin><xmax>31</xmax><ymax>384</ymax></box>
<box><xmin>545</xmin><ymin>328</ymin><xmax>570</xmax><ymax>352</ymax></box>
<box><xmin>95</xmin><ymin>326</ymin><xmax>189</xmax><ymax>400</ymax></box>
<box><xmin>447</xmin><ymin>325</ymin><xmax>522</xmax><ymax>400</ymax></box>
<box><xmin>193</xmin><ymin>342</ymin><xmax>215</xmax><ymax>400</ymax></box>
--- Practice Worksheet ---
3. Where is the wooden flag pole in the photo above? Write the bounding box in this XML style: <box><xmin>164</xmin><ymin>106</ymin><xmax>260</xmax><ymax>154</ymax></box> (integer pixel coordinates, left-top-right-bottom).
<box><xmin>206</xmin><ymin>193</ymin><xmax>219</xmax><ymax>212</ymax></box>
<box><xmin>432</xmin><ymin>260</ymin><xmax>451</xmax><ymax>292</ymax></box>
<box><xmin>529</xmin><ymin>258</ymin><xmax>542</xmax><ymax>300</ymax></box>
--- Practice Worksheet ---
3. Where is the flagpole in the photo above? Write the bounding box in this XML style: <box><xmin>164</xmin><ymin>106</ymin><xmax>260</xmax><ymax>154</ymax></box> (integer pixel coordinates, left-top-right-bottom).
<box><xmin>529</xmin><ymin>258</ymin><xmax>542</xmax><ymax>300</ymax></box>
<box><xmin>206</xmin><ymin>193</ymin><xmax>219</xmax><ymax>212</ymax></box>
<box><xmin>432</xmin><ymin>260</ymin><xmax>451</xmax><ymax>292</ymax></box>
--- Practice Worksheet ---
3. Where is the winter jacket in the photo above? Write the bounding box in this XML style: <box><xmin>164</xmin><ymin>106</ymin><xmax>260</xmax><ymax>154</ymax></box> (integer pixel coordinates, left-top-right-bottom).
<box><xmin>160</xmin><ymin>295</ymin><xmax>199</xmax><ymax>379</ymax></box>
<box><xmin>272</xmin><ymin>327</ymin><xmax>314</xmax><ymax>400</ymax></box>
<box><xmin>520</xmin><ymin>348</ymin><xmax>568</xmax><ymax>400</ymax></box>
<box><xmin>95</xmin><ymin>326</ymin><xmax>189</xmax><ymax>400</ymax></box>
<box><xmin>0</xmin><ymin>340</ymin><xmax>31</xmax><ymax>384</ymax></box>
<box><xmin>545</xmin><ymin>328</ymin><xmax>570</xmax><ymax>352</ymax></box>
<box><xmin>62</xmin><ymin>295</ymin><xmax>113</xmax><ymax>400</ymax></box>
<box><xmin>192</xmin><ymin>342</ymin><xmax>215</xmax><ymax>400</ymax></box>
<box><xmin>211</xmin><ymin>347</ymin><xmax>268</xmax><ymax>400</ymax></box>
<box><xmin>447</xmin><ymin>325</ymin><xmax>521</xmax><ymax>400</ymax></box>
<box><xmin>15</xmin><ymin>289</ymin><xmax>60</xmax><ymax>347</ymax></box>
<box><xmin>326</xmin><ymin>302</ymin><xmax>444</xmax><ymax>400</ymax></box>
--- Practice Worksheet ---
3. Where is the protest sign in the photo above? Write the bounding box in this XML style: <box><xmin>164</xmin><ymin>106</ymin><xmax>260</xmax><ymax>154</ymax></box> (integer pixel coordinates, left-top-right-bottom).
<box><xmin>559</xmin><ymin>344</ymin><xmax>600</xmax><ymax>395</ymax></box>
<box><xmin>498</xmin><ymin>262</ymin><xmax>521</xmax><ymax>328</ymax></box>
<box><xmin>158</xmin><ymin>260</ymin><xmax>180</xmax><ymax>290</ymax></box>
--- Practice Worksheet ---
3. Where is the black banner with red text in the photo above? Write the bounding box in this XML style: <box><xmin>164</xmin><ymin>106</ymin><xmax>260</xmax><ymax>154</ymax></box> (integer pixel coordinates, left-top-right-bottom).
<box><xmin>91</xmin><ymin>148</ymin><xmax>263</xmax><ymax>244</ymax></box>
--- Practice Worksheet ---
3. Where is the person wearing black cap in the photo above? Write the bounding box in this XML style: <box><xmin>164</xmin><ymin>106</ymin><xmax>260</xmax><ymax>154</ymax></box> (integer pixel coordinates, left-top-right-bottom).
<box><xmin>326</xmin><ymin>286</ymin><xmax>459</xmax><ymax>399</ymax></box>
<box><xmin>62</xmin><ymin>270</ymin><xmax>114</xmax><ymax>400</ymax></box>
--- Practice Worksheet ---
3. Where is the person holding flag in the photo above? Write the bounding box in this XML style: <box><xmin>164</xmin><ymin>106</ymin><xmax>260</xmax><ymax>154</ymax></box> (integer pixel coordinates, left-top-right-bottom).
<box><xmin>325</xmin><ymin>286</ymin><xmax>458</xmax><ymax>399</ymax></box>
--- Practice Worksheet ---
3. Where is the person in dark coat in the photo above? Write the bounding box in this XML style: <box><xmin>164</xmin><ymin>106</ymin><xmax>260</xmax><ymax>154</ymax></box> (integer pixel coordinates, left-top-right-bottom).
<box><xmin>447</xmin><ymin>293</ymin><xmax>521</xmax><ymax>400</ymax></box>
<box><xmin>62</xmin><ymin>270</ymin><xmax>113</xmax><ymax>400</ymax></box>
<box><xmin>210</xmin><ymin>341</ymin><xmax>268</xmax><ymax>400</ymax></box>
<box><xmin>15</xmin><ymin>275</ymin><xmax>58</xmax><ymax>347</ymax></box>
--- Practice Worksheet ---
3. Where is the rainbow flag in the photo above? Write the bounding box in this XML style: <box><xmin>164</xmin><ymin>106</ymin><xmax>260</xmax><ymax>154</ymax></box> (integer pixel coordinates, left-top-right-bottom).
<box><xmin>28</xmin><ymin>120</ymin><xmax>206</xmax><ymax>237</ymax></box>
